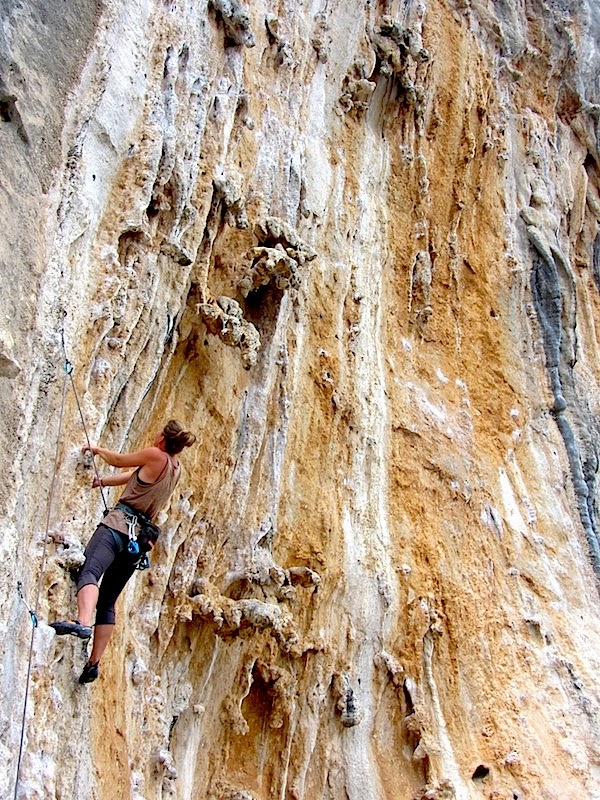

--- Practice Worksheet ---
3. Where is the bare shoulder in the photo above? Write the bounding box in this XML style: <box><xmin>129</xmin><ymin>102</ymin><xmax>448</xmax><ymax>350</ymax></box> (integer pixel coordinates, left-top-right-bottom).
<box><xmin>132</xmin><ymin>446</ymin><xmax>165</xmax><ymax>462</ymax></box>
<box><xmin>116</xmin><ymin>446</ymin><xmax>167</xmax><ymax>469</ymax></box>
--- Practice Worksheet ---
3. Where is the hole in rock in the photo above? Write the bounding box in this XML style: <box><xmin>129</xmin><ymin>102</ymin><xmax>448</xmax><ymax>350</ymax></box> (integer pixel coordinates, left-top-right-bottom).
<box><xmin>117</xmin><ymin>230</ymin><xmax>145</xmax><ymax>266</ymax></box>
<box><xmin>584</xmin><ymin>153</ymin><xmax>598</xmax><ymax>180</ymax></box>
<box><xmin>472</xmin><ymin>764</ymin><xmax>490</xmax><ymax>780</ymax></box>
<box><xmin>242</xmin><ymin>666</ymin><xmax>275</xmax><ymax>725</ymax></box>
<box><xmin>0</xmin><ymin>100</ymin><xmax>13</xmax><ymax>121</ymax></box>
<box><xmin>147</xmin><ymin>198</ymin><xmax>160</xmax><ymax>218</ymax></box>
<box><xmin>556</xmin><ymin>85</ymin><xmax>582</xmax><ymax>122</ymax></box>
<box><xmin>402</xmin><ymin>681</ymin><xmax>415</xmax><ymax>715</ymax></box>
<box><xmin>224</xmin><ymin>576</ymin><xmax>253</xmax><ymax>601</ymax></box>
<box><xmin>243</xmin><ymin>281</ymin><xmax>284</xmax><ymax>351</ymax></box>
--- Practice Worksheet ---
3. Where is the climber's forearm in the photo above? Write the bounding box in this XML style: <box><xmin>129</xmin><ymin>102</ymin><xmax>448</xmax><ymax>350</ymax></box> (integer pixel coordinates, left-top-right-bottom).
<box><xmin>99</xmin><ymin>471</ymin><xmax>135</xmax><ymax>487</ymax></box>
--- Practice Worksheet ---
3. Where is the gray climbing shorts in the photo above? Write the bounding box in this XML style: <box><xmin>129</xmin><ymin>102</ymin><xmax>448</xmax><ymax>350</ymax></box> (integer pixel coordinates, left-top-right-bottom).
<box><xmin>77</xmin><ymin>524</ymin><xmax>137</xmax><ymax>625</ymax></box>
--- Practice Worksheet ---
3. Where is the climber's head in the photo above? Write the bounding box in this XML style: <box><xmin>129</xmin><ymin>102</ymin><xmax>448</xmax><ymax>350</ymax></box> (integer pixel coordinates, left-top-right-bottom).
<box><xmin>155</xmin><ymin>420</ymin><xmax>197</xmax><ymax>454</ymax></box>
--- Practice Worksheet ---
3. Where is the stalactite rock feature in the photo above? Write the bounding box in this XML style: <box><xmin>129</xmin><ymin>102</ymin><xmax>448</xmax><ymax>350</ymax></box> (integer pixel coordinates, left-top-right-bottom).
<box><xmin>332</xmin><ymin>670</ymin><xmax>364</xmax><ymax>728</ymax></box>
<box><xmin>311</xmin><ymin>12</ymin><xmax>330</xmax><ymax>64</ymax></box>
<box><xmin>213</xmin><ymin>168</ymin><xmax>249</xmax><ymax>230</ymax></box>
<box><xmin>190</xmin><ymin>591</ymin><xmax>300</xmax><ymax>650</ymax></box>
<box><xmin>209</xmin><ymin>0</ymin><xmax>256</xmax><ymax>48</ymax></box>
<box><xmin>240</xmin><ymin>246</ymin><xmax>300</xmax><ymax>295</ymax></box>
<box><xmin>252</xmin><ymin>216</ymin><xmax>317</xmax><ymax>266</ymax></box>
<box><xmin>196</xmin><ymin>295</ymin><xmax>261</xmax><ymax>369</ymax></box>
<box><xmin>3</xmin><ymin>0</ymin><xmax>600</xmax><ymax>799</ymax></box>
<box><xmin>339</xmin><ymin>58</ymin><xmax>377</xmax><ymax>117</ymax></box>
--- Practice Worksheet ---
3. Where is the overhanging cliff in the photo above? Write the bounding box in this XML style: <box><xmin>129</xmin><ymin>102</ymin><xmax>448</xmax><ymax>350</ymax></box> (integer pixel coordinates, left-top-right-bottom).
<box><xmin>2</xmin><ymin>1</ymin><xmax>600</xmax><ymax>799</ymax></box>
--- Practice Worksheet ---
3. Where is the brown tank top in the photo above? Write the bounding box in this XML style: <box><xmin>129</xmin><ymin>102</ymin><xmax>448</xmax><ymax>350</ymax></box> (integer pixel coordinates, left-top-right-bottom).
<box><xmin>102</xmin><ymin>454</ymin><xmax>181</xmax><ymax>535</ymax></box>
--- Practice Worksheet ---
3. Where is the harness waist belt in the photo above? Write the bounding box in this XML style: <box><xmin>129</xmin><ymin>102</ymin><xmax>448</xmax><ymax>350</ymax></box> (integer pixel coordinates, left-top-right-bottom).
<box><xmin>116</xmin><ymin>501</ymin><xmax>153</xmax><ymax>526</ymax></box>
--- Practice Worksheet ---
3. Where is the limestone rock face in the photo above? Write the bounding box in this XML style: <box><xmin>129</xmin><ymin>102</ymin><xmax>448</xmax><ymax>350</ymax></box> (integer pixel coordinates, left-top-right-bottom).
<box><xmin>2</xmin><ymin>1</ymin><xmax>600</xmax><ymax>799</ymax></box>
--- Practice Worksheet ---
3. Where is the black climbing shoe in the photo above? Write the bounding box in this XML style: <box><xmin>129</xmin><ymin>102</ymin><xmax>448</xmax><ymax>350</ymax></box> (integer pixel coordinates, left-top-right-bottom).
<box><xmin>79</xmin><ymin>661</ymin><xmax>99</xmax><ymax>684</ymax></box>
<box><xmin>50</xmin><ymin>620</ymin><xmax>93</xmax><ymax>639</ymax></box>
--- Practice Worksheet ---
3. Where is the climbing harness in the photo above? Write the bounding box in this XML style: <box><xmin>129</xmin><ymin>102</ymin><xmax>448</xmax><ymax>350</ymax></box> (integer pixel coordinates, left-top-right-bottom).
<box><xmin>122</xmin><ymin>505</ymin><xmax>141</xmax><ymax>555</ymax></box>
<box><xmin>113</xmin><ymin>501</ymin><xmax>157</xmax><ymax>570</ymax></box>
<box><xmin>13</xmin><ymin>318</ymin><xmax>108</xmax><ymax>800</ymax></box>
<box><xmin>106</xmin><ymin>520</ymin><xmax>151</xmax><ymax>570</ymax></box>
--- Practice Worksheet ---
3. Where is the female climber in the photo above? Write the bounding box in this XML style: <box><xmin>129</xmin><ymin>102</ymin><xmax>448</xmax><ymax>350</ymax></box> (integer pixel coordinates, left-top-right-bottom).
<box><xmin>51</xmin><ymin>419</ymin><xmax>196</xmax><ymax>684</ymax></box>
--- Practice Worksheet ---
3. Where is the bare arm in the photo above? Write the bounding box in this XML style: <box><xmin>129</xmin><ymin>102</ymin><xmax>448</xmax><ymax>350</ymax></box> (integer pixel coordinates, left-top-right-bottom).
<box><xmin>84</xmin><ymin>445</ymin><xmax>165</xmax><ymax>470</ymax></box>
<box><xmin>92</xmin><ymin>470</ymin><xmax>134</xmax><ymax>489</ymax></box>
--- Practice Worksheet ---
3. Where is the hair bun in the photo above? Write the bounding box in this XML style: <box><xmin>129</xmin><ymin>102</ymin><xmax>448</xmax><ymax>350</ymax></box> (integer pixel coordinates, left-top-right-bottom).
<box><xmin>162</xmin><ymin>420</ymin><xmax>197</xmax><ymax>454</ymax></box>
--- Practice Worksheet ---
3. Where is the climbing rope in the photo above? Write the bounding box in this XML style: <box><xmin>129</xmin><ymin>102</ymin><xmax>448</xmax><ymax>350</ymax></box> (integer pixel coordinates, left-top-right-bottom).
<box><xmin>13</xmin><ymin>357</ymin><xmax>70</xmax><ymax>800</ymax></box>
<box><xmin>68</xmin><ymin>370</ymin><xmax>109</xmax><ymax>513</ymax></box>
<box><xmin>61</xmin><ymin>317</ymin><xmax>108</xmax><ymax>513</ymax></box>
<box><xmin>13</xmin><ymin>320</ymin><xmax>107</xmax><ymax>799</ymax></box>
